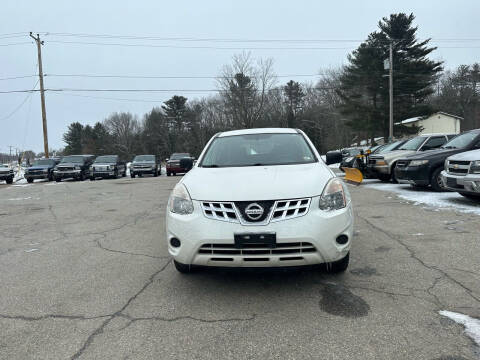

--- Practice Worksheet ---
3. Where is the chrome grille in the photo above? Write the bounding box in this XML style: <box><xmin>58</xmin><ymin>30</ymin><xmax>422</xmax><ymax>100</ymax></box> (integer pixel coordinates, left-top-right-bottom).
<box><xmin>271</xmin><ymin>198</ymin><xmax>310</xmax><ymax>222</ymax></box>
<box><xmin>447</xmin><ymin>160</ymin><xmax>471</xmax><ymax>176</ymax></box>
<box><xmin>201</xmin><ymin>202</ymin><xmax>239</xmax><ymax>223</ymax></box>
<box><xmin>200</xmin><ymin>198</ymin><xmax>311</xmax><ymax>225</ymax></box>
<box><xmin>198</xmin><ymin>242</ymin><xmax>316</xmax><ymax>256</ymax></box>
<box><xmin>58</xmin><ymin>167</ymin><xmax>75</xmax><ymax>172</ymax></box>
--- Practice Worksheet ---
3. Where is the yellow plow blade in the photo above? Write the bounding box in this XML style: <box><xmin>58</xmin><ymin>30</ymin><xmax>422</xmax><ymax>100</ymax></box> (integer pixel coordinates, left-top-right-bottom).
<box><xmin>342</xmin><ymin>167</ymin><xmax>364</xmax><ymax>185</ymax></box>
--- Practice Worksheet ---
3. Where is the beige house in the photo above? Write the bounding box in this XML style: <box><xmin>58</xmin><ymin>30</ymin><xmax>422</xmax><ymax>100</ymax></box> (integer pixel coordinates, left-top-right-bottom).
<box><xmin>396</xmin><ymin>112</ymin><xmax>462</xmax><ymax>135</ymax></box>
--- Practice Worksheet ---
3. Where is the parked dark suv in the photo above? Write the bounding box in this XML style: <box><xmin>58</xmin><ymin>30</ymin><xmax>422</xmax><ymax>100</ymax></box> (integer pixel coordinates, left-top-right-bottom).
<box><xmin>25</xmin><ymin>158</ymin><xmax>60</xmax><ymax>183</ymax></box>
<box><xmin>90</xmin><ymin>155</ymin><xmax>127</xmax><ymax>180</ymax></box>
<box><xmin>394</xmin><ymin>129</ymin><xmax>480</xmax><ymax>191</ymax></box>
<box><xmin>166</xmin><ymin>153</ymin><xmax>193</xmax><ymax>176</ymax></box>
<box><xmin>54</xmin><ymin>155</ymin><xmax>95</xmax><ymax>182</ymax></box>
<box><xmin>131</xmin><ymin>155</ymin><xmax>160</xmax><ymax>178</ymax></box>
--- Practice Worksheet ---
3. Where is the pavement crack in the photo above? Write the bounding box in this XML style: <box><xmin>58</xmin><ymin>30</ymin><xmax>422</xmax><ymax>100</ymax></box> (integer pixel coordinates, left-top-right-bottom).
<box><xmin>0</xmin><ymin>314</ymin><xmax>111</xmax><ymax>322</ymax></box>
<box><xmin>70</xmin><ymin>259</ymin><xmax>171</xmax><ymax>360</ymax></box>
<box><xmin>94</xmin><ymin>236</ymin><xmax>168</xmax><ymax>260</ymax></box>
<box><xmin>358</xmin><ymin>214</ymin><xmax>480</xmax><ymax>305</ymax></box>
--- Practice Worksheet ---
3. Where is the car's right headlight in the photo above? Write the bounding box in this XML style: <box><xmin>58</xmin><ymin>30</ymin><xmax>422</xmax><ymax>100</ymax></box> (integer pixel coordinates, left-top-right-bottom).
<box><xmin>319</xmin><ymin>178</ymin><xmax>351</xmax><ymax>211</ymax></box>
<box><xmin>409</xmin><ymin>160</ymin><xmax>429</xmax><ymax>167</ymax></box>
<box><xmin>470</xmin><ymin>160</ymin><xmax>480</xmax><ymax>174</ymax></box>
<box><xmin>168</xmin><ymin>183</ymin><xmax>194</xmax><ymax>215</ymax></box>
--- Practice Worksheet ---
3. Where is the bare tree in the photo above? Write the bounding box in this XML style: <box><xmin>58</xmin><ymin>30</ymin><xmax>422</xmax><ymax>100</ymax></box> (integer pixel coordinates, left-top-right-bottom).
<box><xmin>104</xmin><ymin>112</ymin><xmax>140</xmax><ymax>158</ymax></box>
<box><xmin>217</xmin><ymin>52</ymin><xmax>276</xmax><ymax>128</ymax></box>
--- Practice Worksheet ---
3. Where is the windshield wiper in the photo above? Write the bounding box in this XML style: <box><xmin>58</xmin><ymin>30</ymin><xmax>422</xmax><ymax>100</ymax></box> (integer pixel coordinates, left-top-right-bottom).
<box><xmin>442</xmin><ymin>146</ymin><xmax>457</xmax><ymax>149</ymax></box>
<box><xmin>202</xmin><ymin>165</ymin><xmax>219</xmax><ymax>168</ymax></box>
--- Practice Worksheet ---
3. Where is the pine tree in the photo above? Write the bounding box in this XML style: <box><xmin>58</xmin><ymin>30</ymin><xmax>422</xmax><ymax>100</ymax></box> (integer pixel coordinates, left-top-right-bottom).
<box><xmin>339</xmin><ymin>13</ymin><xmax>443</xmax><ymax>140</ymax></box>
<box><xmin>63</xmin><ymin>122</ymin><xmax>84</xmax><ymax>155</ymax></box>
<box><xmin>283</xmin><ymin>80</ymin><xmax>305</xmax><ymax>128</ymax></box>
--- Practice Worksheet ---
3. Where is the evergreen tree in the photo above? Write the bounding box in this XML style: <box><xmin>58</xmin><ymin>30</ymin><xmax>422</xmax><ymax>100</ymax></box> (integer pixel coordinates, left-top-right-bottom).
<box><xmin>63</xmin><ymin>122</ymin><xmax>84</xmax><ymax>155</ymax></box>
<box><xmin>339</xmin><ymin>13</ymin><xmax>443</xmax><ymax>140</ymax></box>
<box><xmin>283</xmin><ymin>80</ymin><xmax>305</xmax><ymax>128</ymax></box>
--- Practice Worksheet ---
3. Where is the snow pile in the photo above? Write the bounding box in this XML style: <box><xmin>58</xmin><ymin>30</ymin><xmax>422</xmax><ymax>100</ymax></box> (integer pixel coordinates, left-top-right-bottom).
<box><xmin>126</xmin><ymin>162</ymin><xmax>131</xmax><ymax>176</ymax></box>
<box><xmin>439</xmin><ymin>310</ymin><xmax>480</xmax><ymax>348</ymax></box>
<box><xmin>363</xmin><ymin>180</ymin><xmax>480</xmax><ymax>216</ymax></box>
<box><xmin>13</xmin><ymin>167</ymin><xmax>27</xmax><ymax>184</ymax></box>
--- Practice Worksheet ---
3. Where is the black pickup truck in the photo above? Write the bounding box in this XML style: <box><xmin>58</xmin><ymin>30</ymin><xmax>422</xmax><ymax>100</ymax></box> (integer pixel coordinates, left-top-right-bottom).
<box><xmin>394</xmin><ymin>129</ymin><xmax>480</xmax><ymax>191</ymax></box>
<box><xmin>90</xmin><ymin>155</ymin><xmax>126</xmax><ymax>180</ymax></box>
<box><xmin>54</xmin><ymin>155</ymin><xmax>95</xmax><ymax>182</ymax></box>
<box><xmin>25</xmin><ymin>158</ymin><xmax>60</xmax><ymax>183</ymax></box>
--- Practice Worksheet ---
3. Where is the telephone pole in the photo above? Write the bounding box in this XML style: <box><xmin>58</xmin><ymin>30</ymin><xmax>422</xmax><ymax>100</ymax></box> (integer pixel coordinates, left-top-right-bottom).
<box><xmin>388</xmin><ymin>42</ymin><xmax>394</xmax><ymax>142</ymax></box>
<box><xmin>29</xmin><ymin>32</ymin><xmax>49</xmax><ymax>158</ymax></box>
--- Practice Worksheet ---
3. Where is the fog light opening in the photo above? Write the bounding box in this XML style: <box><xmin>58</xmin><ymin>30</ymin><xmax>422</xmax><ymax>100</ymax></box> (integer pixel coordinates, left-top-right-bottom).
<box><xmin>170</xmin><ymin>237</ymin><xmax>181</xmax><ymax>248</ymax></box>
<box><xmin>336</xmin><ymin>235</ymin><xmax>349</xmax><ymax>245</ymax></box>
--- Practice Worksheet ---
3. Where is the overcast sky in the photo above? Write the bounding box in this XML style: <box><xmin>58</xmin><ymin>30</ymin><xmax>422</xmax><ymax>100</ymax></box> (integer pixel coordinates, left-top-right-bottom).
<box><xmin>1</xmin><ymin>0</ymin><xmax>479</xmax><ymax>153</ymax></box>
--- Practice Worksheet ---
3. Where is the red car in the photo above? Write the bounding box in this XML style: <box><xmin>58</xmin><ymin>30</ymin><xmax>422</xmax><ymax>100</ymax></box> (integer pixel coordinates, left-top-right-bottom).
<box><xmin>166</xmin><ymin>153</ymin><xmax>193</xmax><ymax>176</ymax></box>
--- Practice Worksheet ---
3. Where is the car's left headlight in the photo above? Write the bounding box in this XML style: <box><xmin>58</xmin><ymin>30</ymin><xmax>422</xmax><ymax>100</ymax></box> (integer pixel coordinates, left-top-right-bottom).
<box><xmin>409</xmin><ymin>160</ymin><xmax>429</xmax><ymax>166</ymax></box>
<box><xmin>470</xmin><ymin>160</ymin><xmax>480</xmax><ymax>174</ymax></box>
<box><xmin>43</xmin><ymin>169</ymin><xmax>49</xmax><ymax>173</ymax></box>
<box><xmin>75</xmin><ymin>165</ymin><xmax>81</xmax><ymax>170</ymax></box>
<box><xmin>168</xmin><ymin>183</ymin><xmax>194</xmax><ymax>215</ymax></box>
<box><xmin>319</xmin><ymin>178</ymin><xmax>351</xmax><ymax>211</ymax></box>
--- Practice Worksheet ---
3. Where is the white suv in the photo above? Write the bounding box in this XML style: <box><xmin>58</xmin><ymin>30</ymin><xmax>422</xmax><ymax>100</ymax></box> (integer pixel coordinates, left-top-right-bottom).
<box><xmin>166</xmin><ymin>128</ymin><xmax>354</xmax><ymax>273</ymax></box>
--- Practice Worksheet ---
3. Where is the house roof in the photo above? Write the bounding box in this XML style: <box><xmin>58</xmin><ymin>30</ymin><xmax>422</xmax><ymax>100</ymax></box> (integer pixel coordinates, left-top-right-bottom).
<box><xmin>395</xmin><ymin>112</ymin><xmax>463</xmax><ymax>125</ymax></box>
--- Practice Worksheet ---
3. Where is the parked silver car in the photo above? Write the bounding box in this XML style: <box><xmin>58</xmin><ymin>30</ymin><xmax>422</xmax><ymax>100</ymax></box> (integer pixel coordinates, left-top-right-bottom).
<box><xmin>441</xmin><ymin>149</ymin><xmax>480</xmax><ymax>200</ymax></box>
<box><xmin>368</xmin><ymin>134</ymin><xmax>454</xmax><ymax>182</ymax></box>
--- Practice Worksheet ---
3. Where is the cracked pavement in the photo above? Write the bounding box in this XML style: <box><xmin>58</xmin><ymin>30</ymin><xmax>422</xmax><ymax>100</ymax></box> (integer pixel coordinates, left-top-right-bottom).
<box><xmin>0</xmin><ymin>177</ymin><xmax>479</xmax><ymax>359</ymax></box>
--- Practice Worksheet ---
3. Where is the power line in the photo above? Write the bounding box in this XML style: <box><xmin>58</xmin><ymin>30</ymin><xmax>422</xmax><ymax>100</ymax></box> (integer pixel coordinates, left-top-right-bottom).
<box><xmin>0</xmin><ymin>79</ymin><xmax>39</xmax><ymax>121</ymax></box>
<box><xmin>0</xmin><ymin>42</ymin><xmax>32</xmax><ymax>47</ymax></box>
<box><xmin>0</xmin><ymin>75</ymin><xmax>37</xmax><ymax>81</ymax></box>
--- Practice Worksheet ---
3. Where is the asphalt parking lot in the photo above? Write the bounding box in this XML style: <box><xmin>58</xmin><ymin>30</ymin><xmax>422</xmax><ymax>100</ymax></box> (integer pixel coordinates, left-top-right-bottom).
<box><xmin>1</xmin><ymin>177</ymin><xmax>480</xmax><ymax>359</ymax></box>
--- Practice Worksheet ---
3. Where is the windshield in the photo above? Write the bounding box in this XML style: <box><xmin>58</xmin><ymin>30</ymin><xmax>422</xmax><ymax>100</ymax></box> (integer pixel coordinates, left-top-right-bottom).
<box><xmin>60</xmin><ymin>156</ymin><xmax>85</xmax><ymax>164</ymax></box>
<box><xmin>134</xmin><ymin>155</ymin><xmax>155</xmax><ymax>162</ymax></box>
<box><xmin>94</xmin><ymin>155</ymin><xmax>117</xmax><ymax>163</ymax></box>
<box><xmin>33</xmin><ymin>159</ymin><xmax>55</xmax><ymax>166</ymax></box>
<box><xmin>201</xmin><ymin>133</ymin><xmax>316</xmax><ymax>167</ymax></box>
<box><xmin>398</xmin><ymin>137</ymin><xmax>426</xmax><ymax>151</ymax></box>
<box><xmin>441</xmin><ymin>132</ymin><xmax>478</xmax><ymax>149</ymax></box>
<box><xmin>171</xmin><ymin>153</ymin><xmax>190</xmax><ymax>160</ymax></box>
<box><xmin>379</xmin><ymin>140</ymin><xmax>402</xmax><ymax>153</ymax></box>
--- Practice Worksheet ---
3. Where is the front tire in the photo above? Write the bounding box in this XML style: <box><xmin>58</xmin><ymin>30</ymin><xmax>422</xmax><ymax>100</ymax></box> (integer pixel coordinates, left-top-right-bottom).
<box><xmin>326</xmin><ymin>252</ymin><xmax>349</xmax><ymax>273</ymax></box>
<box><xmin>6</xmin><ymin>177</ymin><xmax>13</xmax><ymax>184</ymax></box>
<box><xmin>55</xmin><ymin>178</ymin><xmax>61</xmax><ymax>182</ymax></box>
<box><xmin>27</xmin><ymin>178</ymin><xmax>34</xmax><ymax>183</ymax></box>
<box><xmin>174</xmin><ymin>260</ymin><xmax>193</xmax><ymax>274</ymax></box>
<box><xmin>378</xmin><ymin>173</ymin><xmax>391</xmax><ymax>182</ymax></box>
<box><xmin>430</xmin><ymin>167</ymin><xmax>445</xmax><ymax>192</ymax></box>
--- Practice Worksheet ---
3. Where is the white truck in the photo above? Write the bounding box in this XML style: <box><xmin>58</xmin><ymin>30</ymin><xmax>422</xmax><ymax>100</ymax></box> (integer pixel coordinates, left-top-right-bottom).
<box><xmin>441</xmin><ymin>149</ymin><xmax>480</xmax><ymax>201</ymax></box>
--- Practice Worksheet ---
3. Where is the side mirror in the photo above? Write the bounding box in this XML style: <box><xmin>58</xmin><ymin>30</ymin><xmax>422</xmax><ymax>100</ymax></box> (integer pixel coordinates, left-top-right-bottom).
<box><xmin>180</xmin><ymin>157</ymin><xmax>193</xmax><ymax>171</ymax></box>
<box><xmin>326</xmin><ymin>151</ymin><xmax>342</xmax><ymax>165</ymax></box>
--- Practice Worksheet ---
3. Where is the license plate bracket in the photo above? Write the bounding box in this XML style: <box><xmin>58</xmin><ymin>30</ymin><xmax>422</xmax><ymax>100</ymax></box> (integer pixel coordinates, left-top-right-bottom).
<box><xmin>234</xmin><ymin>233</ymin><xmax>276</xmax><ymax>248</ymax></box>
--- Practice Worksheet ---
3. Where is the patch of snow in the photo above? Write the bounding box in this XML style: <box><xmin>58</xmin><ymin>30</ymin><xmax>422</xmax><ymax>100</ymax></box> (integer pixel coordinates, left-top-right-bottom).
<box><xmin>439</xmin><ymin>310</ymin><xmax>480</xmax><ymax>348</ymax></box>
<box><xmin>363</xmin><ymin>180</ymin><xmax>480</xmax><ymax>216</ymax></box>
<box><xmin>411</xmin><ymin>233</ymin><xmax>424</xmax><ymax>236</ymax></box>
<box><xmin>25</xmin><ymin>248</ymin><xmax>39</xmax><ymax>253</ymax></box>
<box><xmin>8</xmin><ymin>197</ymin><xmax>32</xmax><ymax>201</ymax></box>
<box><xmin>126</xmin><ymin>162</ymin><xmax>131</xmax><ymax>176</ymax></box>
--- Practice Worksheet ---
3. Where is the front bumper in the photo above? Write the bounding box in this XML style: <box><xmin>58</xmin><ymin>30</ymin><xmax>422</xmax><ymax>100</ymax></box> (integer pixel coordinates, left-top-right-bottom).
<box><xmin>92</xmin><ymin>171</ymin><xmax>115</xmax><ymax>178</ymax></box>
<box><xmin>25</xmin><ymin>173</ymin><xmax>49</xmax><ymax>179</ymax></box>
<box><xmin>0</xmin><ymin>173</ymin><xmax>14</xmax><ymax>180</ymax></box>
<box><xmin>54</xmin><ymin>170</ymin><xmax>81</xmax><ymax>179</ymax></box>
<box><xmin>166</xmin><ymin>197</ymin><xmax>354</xmax><ymax>267</ymax></box>
<box><xmin>368</xmin><ymin>164</ymin><xmax>390</xmax><ymax>175</ymax></box>
<box><xmin>132</xmin><ymin>167</ymin><xmax>154</xmax><ymax>173</ymax></box>
<box><xmin>167</xmin><ymin>166</ymin><xmax>188</xmax><ymax>173</ymax></box>
<box><xmin>395</xmin><ymin>166</ymin><xmax>430</xmax><ymax>186</ymax></box>
<box><xmin>440</xmin><ymin>171</ymin><xmax>480</xmax><ymax>194</ymax></box>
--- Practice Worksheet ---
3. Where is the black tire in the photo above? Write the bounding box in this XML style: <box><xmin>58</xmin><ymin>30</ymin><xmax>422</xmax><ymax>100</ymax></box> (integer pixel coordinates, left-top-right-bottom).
<box><xmin>79</xmin><ymin>172</ymin><xmax>85</xmax><ymax>181</ymax></box>
<box><xmin>391</xmin><ymin>163</ymin><xmax>398</xmax><ymax>183</ymax></box>
<box><xmin>90</xmin><ymin>177</ymin><xmax>95</xmax><ymax>181</ymax></box>
<box><xmin>131</xmin><ymin>172</ymin><xmax>135</xmax><ymax>178</ymax></box>
<box><xmin>326</xmin><ymin>252</ymin><xmax>349</xmax><ymax>273</ymax></box>
<box><xmin>459</xmin><ymin>192</ymin><xmax>480</xmax><ymax>201</ymax></box>
<box><xmin>378</xmin><ymin>173</ymin><xmax>391</xmax><ymax>182</ymax></box>
<box><xmin>6</xmin><ymin>177</ymin><xmax>13</xmax><ymax>184</ymax></box>
<box><xmin>153</xmin><ymin>169</ymin><xmax>158</xmax><ymax>177</ymax></box>
<box><xmin>174</xmin><ymin>260</ymin><xmax>193</xmax><ymax>274</ymax></box>
<box><xmin>173</xmin><ymin>172</ymin><xmax>176</xmax><ymax>176</ymax></box>
<box><xmin>430</xmin><ymin>167</ymin><xmax>445</xmax><ymax>192</ymax></box>
<box><xmin>27</xmin><ymin>178</ymin><xmax>33</xmax><ymax>183</ymax></box>
<box><xmin>167</xmin><ymin>172</ymin><xmax>171</xmax><ymax>177</ymax></box>
<box><xmin>55</xmin><ymin>178</ymin><xmax>61</xmax><ymax>182</ymax></box>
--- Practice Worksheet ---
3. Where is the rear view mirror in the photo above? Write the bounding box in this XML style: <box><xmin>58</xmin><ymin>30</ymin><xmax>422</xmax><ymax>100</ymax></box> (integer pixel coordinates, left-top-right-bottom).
<box><xmin>326</xmin><ymin>151</ymin><xmax>342</xmax><ymax>165</ymax></box>
<box><xmin>180</xmin><ymin>157</ymin><xmax>193</xmax><ymax>170</ymax></box>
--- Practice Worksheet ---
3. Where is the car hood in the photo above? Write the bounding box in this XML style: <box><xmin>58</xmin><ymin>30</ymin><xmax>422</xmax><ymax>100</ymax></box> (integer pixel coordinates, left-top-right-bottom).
<box><xmin>133</xmin><ymin>161</ymin><xmax>155</xmax><ymax>165</ymax></box>
<box><xmin>0</xmin><ymin>168</ymin><xmax>12</xmax><ymax>173</ymax></box>
<box><xmin>57</xmin><ymin>163</ymin><xmax>82</xmax><ymax>167</ymax></box>
<box><xmin>373</xmin><ymin>149</ymin><xmax>416</xmax><ymax>160</ymax></box>
<box><xmin>182</xmin><ymin>163</ymin><xmax>334</xmax><ymax>201</ymax></box>
<box><xmin>27</xmin><ymin>165</ymin><xmax>51</xmax><ymax>170</ymax></box>
<box><xmin>93</xmin><ymin>162</ymin><xmax>115</xmax><ymax>166</ymax></box>
<box><xmin>447</xmin><ymin>149</ymin><xmax>480</xmax><ymax>161</ymax></box>
<box><xmin>402</xmin><ymin>148</ymin><xmax>461</xmax><ymax>160</ymax></box>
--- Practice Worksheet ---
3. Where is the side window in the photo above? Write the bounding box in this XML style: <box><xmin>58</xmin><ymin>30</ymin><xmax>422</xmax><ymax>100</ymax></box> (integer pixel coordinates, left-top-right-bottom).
<box><xmin>473</xmin><ymin>139</ymin><xmax>480</xmax><ymax>149</ymax></box>
<box><xmin>422</xmin><ymin>136</ymin><xmax>447</xmax><ymax>150</ymax></box>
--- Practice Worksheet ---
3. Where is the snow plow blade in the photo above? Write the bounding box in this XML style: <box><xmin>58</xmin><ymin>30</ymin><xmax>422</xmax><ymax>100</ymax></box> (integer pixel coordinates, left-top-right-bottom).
<box><xmin>342</xmin><ymin>167</ymin><xmax>363</xmax><ymax>185</ymax></box>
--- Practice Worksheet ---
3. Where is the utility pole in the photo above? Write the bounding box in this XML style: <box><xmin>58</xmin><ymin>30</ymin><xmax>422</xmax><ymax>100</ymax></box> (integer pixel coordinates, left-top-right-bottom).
<box><xmin>388</xmin><ymin>41</ymin><xmax>394</xmax><ymax>142</ymax></box>
<box><xmin>29</xmin><ymin>32</ymin><xmax>49</xmax><ymax>158</ymax></box>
